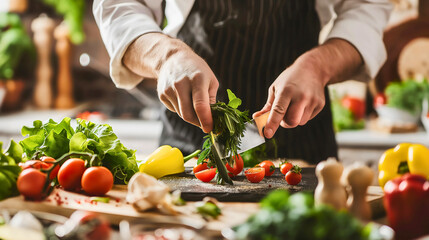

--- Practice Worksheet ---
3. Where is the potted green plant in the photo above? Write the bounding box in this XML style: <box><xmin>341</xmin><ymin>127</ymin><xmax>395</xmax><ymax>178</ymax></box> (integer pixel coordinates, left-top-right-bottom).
<box><xmin>0</xmin><ymin>12</ymin><xmax>35</xmax><ymax>111</ymax></box>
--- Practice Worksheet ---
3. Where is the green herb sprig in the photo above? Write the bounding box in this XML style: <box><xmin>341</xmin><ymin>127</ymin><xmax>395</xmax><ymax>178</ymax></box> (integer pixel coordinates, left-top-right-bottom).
<box><xmin>198</xmin><ymin>89</ymin><xmax>251</xmax><ymax>185</ymax></box>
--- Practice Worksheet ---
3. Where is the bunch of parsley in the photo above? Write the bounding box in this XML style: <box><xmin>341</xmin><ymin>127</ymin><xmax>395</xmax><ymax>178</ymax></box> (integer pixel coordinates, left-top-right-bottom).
<box><xmin>198</xmin><ymin>89</ymin><xmax>250</xmax><ymax>185</ymax></box>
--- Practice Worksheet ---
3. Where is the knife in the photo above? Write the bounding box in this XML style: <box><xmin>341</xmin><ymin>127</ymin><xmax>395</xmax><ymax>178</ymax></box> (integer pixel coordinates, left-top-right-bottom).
<box><xmin>214</xmin><ymin>112</ymin><xmax>269</xmax><ymax>159</ymax></box>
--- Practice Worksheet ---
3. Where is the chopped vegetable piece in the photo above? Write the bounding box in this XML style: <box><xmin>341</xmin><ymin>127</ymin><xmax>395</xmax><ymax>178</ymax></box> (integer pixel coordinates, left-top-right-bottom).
<box><xmin>196</xmin><ymin>201</ymin><xmax>221</xmax><ymax>219</ymax></box>
<box><xmin>195</xmin><ymin>168</ymin><xmax>217</xmax><ymax>182</ymax></box>
<box><xmin>244</xmin><ymin>167</ymin><xmax>265</xmax><ymax>183</ymax></box>
<box><xmin>89</xmin><ymin>197</ymin><xmax>110</xmax><ymax>203</ymax></box>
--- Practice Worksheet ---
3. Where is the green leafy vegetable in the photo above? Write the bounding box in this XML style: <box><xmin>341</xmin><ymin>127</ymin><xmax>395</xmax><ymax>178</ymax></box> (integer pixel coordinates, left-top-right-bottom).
<box><xmin>198</xmin><ymin>89</ymin><xmax>251</xmax><ymax>184</ymax></box>
<box><xmin>0</xmin><ymin>140</ymin><xmax>23</xmax><ymax>200</ymax></box>
<box><xmin>20</xmin><ymin>118</ymin><xmax>138</xmax><ymax>184</ymax></box>
<box><xmin>42</xmin><ymin>0</ymin><xmax>85</xmax><ymax>44</ymax></box>
<box><xmin>385</xmin><ymin>79</ymin><xmax>429</xmax><ymax>114</ymax></box>
<box><xmin>331</xmin><ymin>99</ymin><xmax>365</xmax><ymax>132</ymax></box>
<box><xmin>234</xmin><ymin>190</ymin><xmax>378</xmax><ymax>240</ymax></box>
<box><xmin>0</xmin><ymin>13</ymin><xmax>35</xmax><ymax>79</ymax></box>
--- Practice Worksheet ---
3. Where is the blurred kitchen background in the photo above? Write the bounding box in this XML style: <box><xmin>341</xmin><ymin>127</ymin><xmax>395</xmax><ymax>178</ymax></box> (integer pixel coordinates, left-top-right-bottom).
<box><xmin>0</xmin><ymin>0</ymin><xmax>428</xmax><ymax>166</ymax></box>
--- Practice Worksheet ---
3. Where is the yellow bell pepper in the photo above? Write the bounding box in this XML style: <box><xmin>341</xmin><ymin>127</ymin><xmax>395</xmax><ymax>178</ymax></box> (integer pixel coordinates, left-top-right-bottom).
<box><xmin>138</xmin><ymin>145</ymin><xmax>200</xmax><ymax>179</ymax></box>
<box><xmin>379</xmin><ymin>143</ymin><xmax>429</xmax><ymax>188</ymax></box>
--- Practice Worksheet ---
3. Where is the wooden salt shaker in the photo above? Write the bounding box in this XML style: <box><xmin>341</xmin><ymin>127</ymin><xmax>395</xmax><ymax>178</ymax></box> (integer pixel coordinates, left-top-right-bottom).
<box><xmin>8</xmin><ymin>0</ymin><xmax>28</xmax><ymax>13</ymax></box>
<box><xmin>31</xmin><ymin>14</ymin><xmax>55</xmax><ymax>109</ymax></box>
<box><xmin>342</xmin><ymin>163</ymin><xmax>374</xmax><ymax>221</ymax></box>
<box><xmin>54</xmin><ymin>22</ymin><xmax>75</xmax><ymax>109</ymax></box>
<box><xmin>314</xmin><ymin>158</ymin><xmax>347</xmax><ymax>210</ymax></box>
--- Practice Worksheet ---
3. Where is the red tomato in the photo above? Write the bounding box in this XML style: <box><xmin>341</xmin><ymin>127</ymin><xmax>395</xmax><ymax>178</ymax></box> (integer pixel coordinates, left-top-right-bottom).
<box><xmin>67</xmin><ymin>211</ymin><xmax>111</xmax><ymax>240</ymax></box>
<box><xmin>226</xmin><ymin>155</ymin><xmax>244</xmax><ymax>176</ymax></box>
<box><xmin>285</xmin><ymin>165</ymin><xmax>302</xmax><ymax>185</ymax></box>
<box><xmin>244</xmin><ymin>167</ymin><xmax>265</xmax><ymax>183</ymax></box>
<box><xmin>341</xmin><ymin>97</ymin><xmax>366</xmax><ymax>120</ymax></box>
<box><xmin>19</xmin><ymin>160</ymin><xmax>50</xmax><ymax>170</ymax></box>
<box><xmin>374</xmin><ymin>93</ymin><xmax>387</xmax><ymax>107</ymax></box>
<box><xmin>195</xmin><ymin>168</ymin><xmax>217</xmax><ymax>182</ymax></box>
<box><xmin>41</xmin><ymin>156</ymin><xmax>60</xmax><ymax>180</ymax></box>
<box><xmin>81</xmin><ymin>167</ymin><xmax>114</xmax><ymax>196</ymax></box>
<box><xmin>17</xmin><ymin>168</ymin><xmax>47</xmax><ymax>200</ymax></box>
<box><xmin>280</xmin><ymin>161</ymin><xmax>293</xmax><ymax>175</ymax></box>
<box><xmin>193</xmin><ymin>162</ymin><xmax>209</xmax><ymax>173</ymax></box>
<box><xmin>58</xmin><ymin>158</ymin><xmax>86</xmax><ymax>191</ymax></box>
<box><xmin>258</xmin><ymin>160</ymin><xmax>275</xmax><ymax>177</ymax></box>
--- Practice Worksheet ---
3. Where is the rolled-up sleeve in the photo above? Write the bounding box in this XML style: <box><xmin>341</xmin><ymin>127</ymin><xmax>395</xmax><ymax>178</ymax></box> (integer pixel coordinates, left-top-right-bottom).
<box><xmin>325</xmin><ymin>0</ymin><xmax>393</xmax><ymax>81</ymax></box>
<box><xmin>93</xmin><ymin>0</ymin><xmax>163</xmax><ymax>89</ymax></box>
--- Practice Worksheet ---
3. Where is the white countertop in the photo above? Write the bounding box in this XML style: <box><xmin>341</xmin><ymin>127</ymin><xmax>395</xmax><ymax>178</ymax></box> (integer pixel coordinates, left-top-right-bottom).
<box><xmin>336</xmin><ymin>128</ymin><xmax>429</xmax><ymax>148</ymax></box>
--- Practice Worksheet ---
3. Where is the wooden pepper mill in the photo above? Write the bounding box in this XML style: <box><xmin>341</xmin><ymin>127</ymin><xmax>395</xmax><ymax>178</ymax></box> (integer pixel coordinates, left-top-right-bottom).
<box><xmin>54</xmin><ymin>22</ymin><xmax>75</xmax><ymax>109</ymax></box>
<box><xmin>342</xmin><ymin>163</ymin><xmax>374</xmax><ymax>221</ymax></box>
<box><xmin>8</xmin><ymin>0</ymin><xmax>28</xmax><ymax>13</ymax></box>
<box><xmin>31</xmin><ymin>14</ymin><xmax>55</xmax><ymax>109</ymax></box>
<box><xmin>314</xmin><ymin>158</ymin><xmax>347</xmax><ymax>210</ymax></box>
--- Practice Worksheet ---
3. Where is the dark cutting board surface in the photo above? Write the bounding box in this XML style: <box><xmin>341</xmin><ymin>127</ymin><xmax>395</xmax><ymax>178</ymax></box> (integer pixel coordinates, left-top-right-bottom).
<box><xmin>160</xmin><ymin>167</ymin><xmax>318</xmax><ymax>202</ymax></box>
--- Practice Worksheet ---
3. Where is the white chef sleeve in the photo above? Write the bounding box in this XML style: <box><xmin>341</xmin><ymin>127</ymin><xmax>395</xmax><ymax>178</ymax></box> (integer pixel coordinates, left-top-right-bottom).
<box><xmin>326</xmin><ymin>0</ymin><xmax>393</xmax><ymax>81</ymax></box>
<box><xmin>93</xmin><ymin>0</ymin><xmax>163</xmax><ymax>89</ymax></box>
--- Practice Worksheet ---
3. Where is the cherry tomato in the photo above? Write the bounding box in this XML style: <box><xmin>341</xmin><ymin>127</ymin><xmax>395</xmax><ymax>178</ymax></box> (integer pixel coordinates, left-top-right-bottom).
<box><xmin>374</xmin><ymin>93</ymin><xmax>387</xmax><ymax>107</ymax></box>
<box><xmin>41</xmin><ymin>156</ymin><xmax>60</xmax><ymax>180</ymax></box>
<box><xmin>226</xmin><ymin>155</ymin><xmax>244</xmax><ymax>176</ymax></box>
<box><xmin>341</xmin><ymin>97</ymin><xmax>365</xmax><ymax>120</ymax></box>
<box><xmin>193</xmin><ymin>162</ymin><xmax>209</xmax><ymax>173</ymax></box>
<box><xmin>280</xmin><ymin>161</ymin><xmax>293</xmax><ymax>175</ymax></box>
<box><xmin>257</xmin><ymin>160</ymin><xmax>275</xmax><ymax>177</ymax></box>
<box><xmin>285</xmin><ymin>165</ymin><xmax>302</xmax><ymax>185</ymax></box>
<box><xmin>195</xmin><ymin>168</ymin><xmax>217</xmax><ymax>182</ymax></box>
<box><xmin>81</xmin><ymin>167</ymin><xmax>114</xmax><ymax>196</ymax></box>
<box><xmin>58</xmin><ymin>158</ymin><xmax>86</xmax><ymax>191</ymax></box>
<box><xmin>244</xmin><ymin>167</ymin><xmax>265</xmax><ymax>183</ymax></box>
<box><xmin>64</xmin><ymin>211</ymin><xmax>111</xmax><ymax>240</ymax></box>
<box><xmin>19</xmin><ymin>160</ymin><xmax>50</xmax><ymax>170</ymax></box>
<box><xmin>17</xmin><ymin>168</ymin><xmax>47</xmax><ymax>200</ymax></box>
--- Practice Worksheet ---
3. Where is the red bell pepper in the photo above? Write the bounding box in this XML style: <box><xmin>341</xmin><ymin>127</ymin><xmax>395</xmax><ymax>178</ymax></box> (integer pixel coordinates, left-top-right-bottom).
<box><xmin>383</xmin><ymin>174</ymin><xmax>429</xmax><ymax>240</ymax></box>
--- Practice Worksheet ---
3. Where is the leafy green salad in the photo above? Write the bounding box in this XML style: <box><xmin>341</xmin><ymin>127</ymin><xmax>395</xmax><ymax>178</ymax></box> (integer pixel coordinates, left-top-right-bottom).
<box><xmin>0</xmin><ymin>118</ymin><xmax>139</xmax><ymax>200</ymax></box>
<box><xmin>234</xmin><ymin>190</ymin><xmax>384</xmax><ymax>240</ymax></box>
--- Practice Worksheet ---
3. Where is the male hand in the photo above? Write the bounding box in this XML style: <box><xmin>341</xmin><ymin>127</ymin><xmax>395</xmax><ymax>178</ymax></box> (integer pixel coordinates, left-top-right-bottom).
<box><xmin>157</xmin><ymin>50</ymin><xmax>219</xmax><ymax>133</ymax></box>
<box><xmin>253</xmin><ymin>61</ymin><xmax>326</xmax><ymax>139</ymax></box>
<box><xmin>123</xmin><ymin>33</ymin><xmax>219</xmax><ymax>133</ymax></box>
<box><xmin>253</xmin><ymin>38</ymin><xmax>363</xmax><ymax>139</ymax></box>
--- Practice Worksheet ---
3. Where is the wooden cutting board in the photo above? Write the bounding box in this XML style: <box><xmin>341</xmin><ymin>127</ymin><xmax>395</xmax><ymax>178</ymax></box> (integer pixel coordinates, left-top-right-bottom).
<box><xmin>0</xmin><ymin>186</ymin><xmax>260</xmax><ymax>236</ymax></box>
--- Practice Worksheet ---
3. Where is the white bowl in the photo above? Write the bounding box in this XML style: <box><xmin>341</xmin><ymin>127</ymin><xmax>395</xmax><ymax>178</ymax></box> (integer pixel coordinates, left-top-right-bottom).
<box><xmin>375</xmin><ymin>105</ymin><xmax>420</xmax><ymax>125</ymax></box>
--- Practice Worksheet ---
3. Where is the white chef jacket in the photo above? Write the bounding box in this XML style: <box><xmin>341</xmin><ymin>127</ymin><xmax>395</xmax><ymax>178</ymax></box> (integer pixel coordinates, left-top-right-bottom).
<box><xmin>93</xmin><ymin>0</ymin><xmax>392</xmax><ymax>89</ymax></box>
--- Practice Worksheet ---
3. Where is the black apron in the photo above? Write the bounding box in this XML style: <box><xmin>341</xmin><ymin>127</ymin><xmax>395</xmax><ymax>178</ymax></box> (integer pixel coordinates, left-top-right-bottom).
<box><xmin>159</xmin><ymin>0</ymin><xmax>338</xmax><ymax>164</ymax></box>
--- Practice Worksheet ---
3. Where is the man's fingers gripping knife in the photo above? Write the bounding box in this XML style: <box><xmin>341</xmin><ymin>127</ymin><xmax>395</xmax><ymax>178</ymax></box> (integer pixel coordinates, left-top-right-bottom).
<box><xmin>264</xmin><ymin>92</ymin><xmax>291</xmax><ymax>139</ymax></box>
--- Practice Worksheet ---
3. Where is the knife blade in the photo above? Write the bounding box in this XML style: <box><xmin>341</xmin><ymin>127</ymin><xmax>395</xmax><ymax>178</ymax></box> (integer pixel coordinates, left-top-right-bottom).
<box><xmin>217</xmin><ymin>112</ymin><xmax>269</xmax><ymax>159</ymax></box>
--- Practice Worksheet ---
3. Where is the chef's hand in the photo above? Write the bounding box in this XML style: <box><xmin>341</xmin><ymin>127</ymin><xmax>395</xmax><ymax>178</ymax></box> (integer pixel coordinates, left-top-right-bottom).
<box><xmin>253</xmin><ymin>38</ymin><xmax>363</xmax><ymax>138</ymax></box>
<box><xmin>123</xmin><ymin>33</ymin><xmax>219</xmax><ymax>133</ymax></box>
<box><xmin>254</xmin><ymin>60</ymin><xmax>326</xmax><ymax>139</ymax></box>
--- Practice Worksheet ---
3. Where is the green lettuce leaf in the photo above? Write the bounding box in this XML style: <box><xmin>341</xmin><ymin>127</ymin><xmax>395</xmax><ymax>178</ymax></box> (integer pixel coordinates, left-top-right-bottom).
<box><xmin>73</xmin><ymin>119</ymin><xmax>138</xmax><ymax>183</ymax></box>
<box><xmin>19</xmin><ymin>117</ymin><xmax>138</xmax><ymax>184</ymax></box>
<box><xmin>0</xmin><ymin>140</ymin><xmax>23</xmax><ymax>200</ymax></box>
